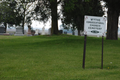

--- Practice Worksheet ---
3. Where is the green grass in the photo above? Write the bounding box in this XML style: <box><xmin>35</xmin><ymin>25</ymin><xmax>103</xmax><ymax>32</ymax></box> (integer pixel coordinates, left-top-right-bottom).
<box><xmin>0</xmin><ymin>35</ymin><xmax>120</xmax><ymax>80</ymax></box>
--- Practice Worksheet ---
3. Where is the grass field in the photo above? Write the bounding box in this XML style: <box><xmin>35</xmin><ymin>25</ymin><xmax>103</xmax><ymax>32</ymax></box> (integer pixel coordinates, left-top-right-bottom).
<box><xmin>0</xmin><ymin>35</ymin><xmax>120</xmax><ymax>80</ymax></box>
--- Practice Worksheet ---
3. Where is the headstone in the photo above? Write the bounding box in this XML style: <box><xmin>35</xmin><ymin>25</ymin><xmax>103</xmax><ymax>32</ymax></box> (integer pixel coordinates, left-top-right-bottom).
<box><xmin>14</xmin><ymin>26</ymin><xmax>24</xmax><ymax>36</ymax></box>
<box><xmin>74</xmin><ymin>30</ymin><xmax>78</xmax><ymax>36</ymax></box>
<box><xmin>0</xmin><ymin>25</ymin><xmax>10</xmax><ymax>35</ymax></box>
<box><xmin>35</xmin><ymin>29</ymin><xmax>39</xmax><ymax>35</ymax></box>
<box><xmin>0</xmin><ymin>25</ymin><xmax>5</xmax><ymax>34</ymax></box>
<box><xmin>41</xmin><ymin>27</ymin><xmax>45</xmax><ymax>35</ymax></box>
<box><xmin>48</xmin><ymin>28</ymin><xmax>51</xmax><ymax>35</ymax></box>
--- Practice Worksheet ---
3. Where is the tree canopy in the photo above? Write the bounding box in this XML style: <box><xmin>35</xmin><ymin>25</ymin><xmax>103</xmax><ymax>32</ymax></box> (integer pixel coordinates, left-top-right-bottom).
<box><xmin>34</xmin><ymin>0</ymin><xmax>62</xmax><ymax>35</ymax></box>
<box><xmin>102</xmin><ymin>0</ymin><xmax>120</xmax><ymax>40</ymax></box>
<box><xmin>0</xmin><ymin>0</ymin><xmax>35</xmax><ymax>33</ymax></box>
<box><xmin>0</xmin><ymin>1</ymin><xmax>22</xmax><ymax>32</ymax></box>
<box><xmin>15</xmin><ymin>0</ymin><xmax>35</xmax><ymax>33</ymax></box>
<box><xmin>62</xmin><ymin>0</ymin><xmax>104</xmax><ymax>35</ymax></box>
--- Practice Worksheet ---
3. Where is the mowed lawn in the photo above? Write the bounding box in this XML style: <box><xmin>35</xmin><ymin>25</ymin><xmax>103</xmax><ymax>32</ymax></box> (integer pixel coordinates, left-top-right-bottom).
<box><xmin>0</xmin><ymin>35</ymin><xmax>120</xmax><ymax>80</ymax></box>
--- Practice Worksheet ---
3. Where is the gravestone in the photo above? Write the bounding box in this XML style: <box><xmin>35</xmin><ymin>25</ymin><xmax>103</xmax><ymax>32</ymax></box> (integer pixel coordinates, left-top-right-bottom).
<box><xmin>41</xmin><ymin>27</ymin><xmax>45</xmax><ymax>35</ymax></box>
<box><xmin>75</xmin><ymin>30</ymin><xmax>78</xmax><ymax>36</ymax></box>
<box><xmin>0</xmin><ymin>25</ymin><xmax>10</xmax><ymax>35</ymax></box>
<box><xmin>48</xmin><ymin>28</ymin><xmax>51</xmax><ymax>35</ymax></box>
<box><xmin>0</xmin><ymin>25</ymin><xmax>5</xmax><ymax>35</ymax></box>
<box><xmin>14</xmin><ymin>26</ymin><xmax>24</xmax><ymax>36</ymax></box>
<box><xmin>35</xmin><ymin>29</ymin><xmax>39</xmax><ymax>35</ymax></box>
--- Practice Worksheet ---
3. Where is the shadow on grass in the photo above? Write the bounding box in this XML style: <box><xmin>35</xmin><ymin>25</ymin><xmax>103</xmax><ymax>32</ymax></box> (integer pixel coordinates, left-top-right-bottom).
<box><xmin>20</xmin><ymin>37</ymin><xmax>84</xmax><ymax>48</ymax></box>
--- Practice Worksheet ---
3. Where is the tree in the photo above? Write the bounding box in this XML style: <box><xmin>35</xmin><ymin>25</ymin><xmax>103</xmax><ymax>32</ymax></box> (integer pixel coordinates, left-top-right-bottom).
<box><xmin>15</xmin><ymin>0</ymin><xmax>35</xmax><ymax>34</ymax></box>
<box><xmin>34</xmin><ymin>0</ymin><xmax>61</xmax><ymax>35</ymax></box>
<box><xmin>62</xmin><ymin>0</ymin><xmax>104</xmax><ymax>35</ymax></box>
<box><xmin>0</xmin><ymin>1</ymin><xmax>21</xmax><ymax>32</ymax></box>
<box><xmin>102</xmin><ymin>0</ymin><xmax>120</xmax><ymax>40</ymax></box>
<box><xmin>0</xmin><ymin>0</ymin><xmax>36</xmax><ymax>33</ymax></box>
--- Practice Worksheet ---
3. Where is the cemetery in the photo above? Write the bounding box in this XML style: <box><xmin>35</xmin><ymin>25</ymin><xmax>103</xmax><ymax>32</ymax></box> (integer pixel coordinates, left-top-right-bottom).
<box><xmin>0</xmin><ymin>15</ymin><xmax>120</xmax><ymax>80</ymax></box>
<box><xmin>0</xmin><ymin>16</ymin><xmax>120</xmax><ymax>80</ymax></box>
<box><xmin>0</xmin><ymin>25</ymin><xmax>51</xmax><ymax>36</ymax></box>
<box><xmin>0</xmin><ymin>0</ymin><xmax>120</xmax><ymax>79</ymax></box>
<box><xmin>0</xmin><ymin>24</ymin><xmax>120</xmax><ymax>37</ymax></box>
<box><xmin>0</xmin><ymin>25</ymin><xmax>5</xmax><ymax>34</ymax></box>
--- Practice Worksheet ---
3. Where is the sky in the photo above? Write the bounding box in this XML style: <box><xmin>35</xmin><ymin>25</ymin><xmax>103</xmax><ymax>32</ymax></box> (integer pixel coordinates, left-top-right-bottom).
<box><xmin>31</xmin><ymin>20</ymin><xmax>51</xmax><ymax>30</ymax></box>
<box><xmin>31</xmin><ymin>20</ymin><xmax>62</xmax><ymax>30</ymax></box>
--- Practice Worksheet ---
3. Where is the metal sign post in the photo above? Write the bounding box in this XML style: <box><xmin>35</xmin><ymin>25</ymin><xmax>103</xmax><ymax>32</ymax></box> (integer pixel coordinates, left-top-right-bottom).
<box><xmin>82</xmin><ymin>35</ymin><xmax>87</xmax><ymax>69</ymax></box>
<box><xmin>101</xmin><ymin>36</ymin><xmax>104</xmax><ymax>69</ymax></box>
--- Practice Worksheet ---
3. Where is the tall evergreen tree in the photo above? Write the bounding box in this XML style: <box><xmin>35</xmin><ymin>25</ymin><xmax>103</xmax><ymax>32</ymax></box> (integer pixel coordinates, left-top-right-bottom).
<box><xmin>62</xmin><ymin>0</ymin><xmax>104</xmax><ymax>35</ymax></box>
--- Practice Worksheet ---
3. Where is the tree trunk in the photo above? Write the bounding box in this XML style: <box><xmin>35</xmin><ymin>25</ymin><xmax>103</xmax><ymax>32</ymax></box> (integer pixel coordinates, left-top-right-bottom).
<box><xmin>51</xmin><ymin>0</ymin><xmax>58</xmax><ymax>35</ymax></box>
<box><xmin>4</xmin><ymin>22</ymin><xmax>7</xmax><ymax>33</ymax></box>
<box><xmin>22</xmin><ymin>19</ymin><xmax>25</xmax><ymax>34</ymax></box>
<box><xmin>78</xmin><ymin>29</ymin><xmax>81</xmax><ymax>36</ymax></box>
<box><xmin>77</xmin><ymin>16</ymin><xmax>82</xmax><ymax>36</ymax></box>
<box><xmin>106</xmin><ymin>8</ymin><xmax>119</xmax><ymax>40</ymax></box>
<box><xmin>22</xmin><ymin>9</ymin><xmax>25</xmax><ymax>34</ymax></box>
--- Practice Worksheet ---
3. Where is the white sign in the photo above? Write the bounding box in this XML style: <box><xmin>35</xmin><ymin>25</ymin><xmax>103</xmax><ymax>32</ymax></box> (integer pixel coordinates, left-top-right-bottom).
<box><xmin>84</xmin><ymin>15</ymin><xmax>106</xmax><ymax>36</ymax></box>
